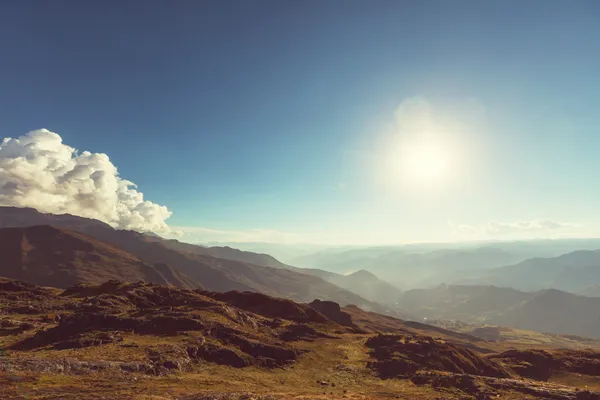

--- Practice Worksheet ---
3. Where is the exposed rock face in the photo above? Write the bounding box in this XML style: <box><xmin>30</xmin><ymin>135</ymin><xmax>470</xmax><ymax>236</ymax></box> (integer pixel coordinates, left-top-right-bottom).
<box><xmin>279</xmin><ymin>323</ymin><xmax>334</xmax><ymax>342</ymax></box>
<box><xmin>366</xmin><ymin>333</ymin><xmax>510</xmax><ymax>379</ymax></box>
<box><xmin>205</xmin><ymin>290</ymin><xmax>329</xmax><ymax>324</ymax></box>
<box><xmin>411</xmin><ymin>371</ymin><xmax>600</xmax><ymax>400</ymax></box>
<box><xmin>490</xmin><ymin>349</ymin><xmax>556</xmax><ymax>381</ymax></box>
<box><xmin>308</xmin><ymin>299</ymin><xmax>356</xmax><ymax>328</ymax></box>
<box><xmin>53</xmin><ymin>331</ymin><xmax>124</xmax><ymax>350</ymax></box>
<box><xmin>491</xmin><ymin>349</ymin><xmax>600</xmax><ymax>381</ymax></box>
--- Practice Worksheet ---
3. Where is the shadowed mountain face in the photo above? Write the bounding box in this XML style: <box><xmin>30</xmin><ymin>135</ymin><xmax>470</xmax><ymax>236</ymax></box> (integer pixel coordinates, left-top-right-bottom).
<box><xmin>400</xmin><ymin>284</ymin><xmax>600</xmax><ymax>338</ymax></box>
<box><xmin>0</xmin><ymin>207</ymin><xmax>387</xmax><ymax>312</ymax></box>
<box><xmin>0</xmin><ymin>225</ymin><xmax>197</xmax><ymax>289</ymax></box>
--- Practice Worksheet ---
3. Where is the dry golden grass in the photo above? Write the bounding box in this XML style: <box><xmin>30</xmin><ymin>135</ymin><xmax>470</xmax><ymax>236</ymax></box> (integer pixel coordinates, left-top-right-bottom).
<box><xmin>1</xmin><ymin>280</ymin><xmax>597</xmax><ymax>400</ymax></box>
<box><xmin>1</xmin><ymin>334</ymin><xmax>549</xmax><ymax>400</ymax></box>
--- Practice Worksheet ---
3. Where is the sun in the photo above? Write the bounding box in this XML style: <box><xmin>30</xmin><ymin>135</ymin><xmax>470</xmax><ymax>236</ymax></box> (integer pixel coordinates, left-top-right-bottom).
<box><xmin>385</xmin><ymin>134</ymin><xmax>459</xmax><ymax>190</ymax></box>
<box><xmin>402</xmin><ymin>138</ymin><xmax>452</xmax><ymax>183</ymax></box>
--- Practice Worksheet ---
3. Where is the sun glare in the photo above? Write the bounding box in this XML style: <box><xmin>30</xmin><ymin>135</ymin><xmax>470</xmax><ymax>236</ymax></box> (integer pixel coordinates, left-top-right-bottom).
<box><xmin>385</xmin><ymin>134</ymin><xmax>459</xmax><ymax>190</ymax></box>
<box><xmin>402</xmin><ymin>138</ymin><xmax>452</xmax><ymax>183</ymax></box>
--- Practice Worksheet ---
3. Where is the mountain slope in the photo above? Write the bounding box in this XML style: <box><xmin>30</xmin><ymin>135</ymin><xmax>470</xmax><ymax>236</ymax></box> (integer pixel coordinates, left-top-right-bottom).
<box><xmin>148</xmin><ymin>237</ymin><xmax>289</xmax><ymax>269</ymax></box>
<box><xmin>497</xmin><ymin>289</ymin><xmax>600</xmax><ymax>338</ymax></box>
<box><xmin>291</xmin><ymin>246</ymin><xmax>525</xmax><ymax>289</ymax></box>
<box><xmin>465</xmin><ymin>250</ymin><xmax>600</xmax><ymax>292</ymax></box>
<box><xmin>289</xmin><ymin>268</ymin><xmax>404</xmax><ymax>305</ymax></box>
<box><xmin>399</xmin><ymin>284</ymin><xmax>600</xmax><ymax>338</ymax></box>
<box><xmin>0</xmin><ymin>225</ymin><xmax>197</xmax><ymax>289</ymax></box>
<box><xmin>144</xmin><ymin>235</ymin><xmax>405</xmax><ymax>306</ymax></box>
<box><xmin>0</xmin><ymin>207</ymin><xmax>388</xmax><ymax>312</ymax></box>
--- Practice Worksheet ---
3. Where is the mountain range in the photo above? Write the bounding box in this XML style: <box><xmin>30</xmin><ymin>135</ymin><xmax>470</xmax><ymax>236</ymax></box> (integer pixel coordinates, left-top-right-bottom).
<box><xmin>400</xmin><ymin>284</ymin><xmax>600</xmax><ymax>338</ymax></box>
<box><xmin>2</xmin><ymin>206</ymin><xmax>600</xmax><ymax>339</ymax></box>
<box><xmin>0</xmin><ymin>206</ymin><xmax>394</xmax><ymax>314</ymax></box>
<box><xmin>460</xmin><ymin>250</ymin><xmax>600</xmax><ymax>292</ymax></box>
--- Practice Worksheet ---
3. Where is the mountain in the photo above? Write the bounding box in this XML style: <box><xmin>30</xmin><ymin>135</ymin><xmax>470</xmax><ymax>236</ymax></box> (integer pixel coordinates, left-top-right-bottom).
<box><xmin>291</xmin><ymin>246</ymin><xmax>526</xmax><ymax>289</ymax></box>
<box><xmin>291</xmin><ymin>268</ymin><xmax>404</xmax><ymax>306</ymax></box>
<box><xmin>288</xmin><ymin>240</ymin><xmax>600</xmax><ymax>290</ymax></box>
<box><xmin>153</xmin><ymin>239</ymin><xmax>289</xmax><ymax>269</ymax></box>
<box><xmin>497</xmin><ymin>289</ymin><xmax>600</xmax><ymax>338</ymax></box>
<box><xmin>580</xmin><ymin>285</ymin><xmax>600</xmax><ymax>297</ymax></box>
<box><xmin>463</xmin><ymin>250</ymin><xmax>600</xmax><ymax>292</ymax></box>
<box><xmin>0</xmin><ymin>225</ymin><xmax>197</xmax><ymax>289</ymax></box>
<box><xmin>399</xmin><ymin>284</ymin><xmax>600</xmax><ymax>338</ymax></box>
<box><xmin>0</xmin><ymin>207</ymin><xmax>388</xmax><ymax>312</ymax></box>
<box><xmin>173</xmin><ymin>242</ymin><xmax>406</xmax><ymax>306</ymax></box>
<box><xmin>212</xmin><ymin>242</ymin><xmax>333</xmax><ymax>264</ymax></box>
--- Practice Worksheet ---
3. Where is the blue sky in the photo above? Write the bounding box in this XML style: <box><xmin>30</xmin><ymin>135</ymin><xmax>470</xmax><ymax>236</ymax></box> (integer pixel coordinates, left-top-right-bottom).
<box><xmin>1</xmin><ymin>1</ymin><xmax>599</xmax><ymax>244</ymax></box>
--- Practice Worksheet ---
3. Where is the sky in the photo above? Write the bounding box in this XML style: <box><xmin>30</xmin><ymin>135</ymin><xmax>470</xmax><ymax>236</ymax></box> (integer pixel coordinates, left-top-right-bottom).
<box><xmin>1</xmin><ymin>1</ymin><xmax>599</xmax><ymax>245</ymax></box>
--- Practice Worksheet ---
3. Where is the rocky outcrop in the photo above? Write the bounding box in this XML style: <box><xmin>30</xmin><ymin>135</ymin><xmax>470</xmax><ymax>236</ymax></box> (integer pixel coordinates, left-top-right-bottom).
<box><xmin>411</xmin><ymin>371</ymin><xmax>600</xmax><ymax>400</ymax></box>
<box><xmin>204</xmin><ymin>291</ymin><xmax>329</xmax><ymax>324</ymax></box>
<box><xmin>279</xmin><ymin>323</ymin><xmax>334</xmax><ymax>342</ymax></box>
<box><xmin>490</xmin><ymin>349</ymin><xmax>556</xmax><ymax>381</ymax></box>
<box><xmin>366</xmin><ymin>333</ymin><xmax>510</xmax><ymax>379</ymax></box>
<box><xmin>308</xmin><ymin>299</ymin><xmax>356</xmax><ymax>328</ymax></box>
<box><xmin>491</xmin><ymin>349</ymin><xmax>600</xmax><ymax>381</ymax></box>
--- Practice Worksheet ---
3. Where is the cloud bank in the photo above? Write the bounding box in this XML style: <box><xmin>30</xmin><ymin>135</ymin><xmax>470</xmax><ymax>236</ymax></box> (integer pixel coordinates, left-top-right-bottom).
<box><xmin>452</xmin><ymin>219</ymin><xmax>580</xmax><ymax>239</ymax></box>
<box><xmin>0</xmin><ymin>129</ymin><xmax>172</xmax><ymax>233</ymax></box>
<box><xmin>169</xmin><ymin>225</ymin><xmax>305</xmax><ymax>244</ymax></box>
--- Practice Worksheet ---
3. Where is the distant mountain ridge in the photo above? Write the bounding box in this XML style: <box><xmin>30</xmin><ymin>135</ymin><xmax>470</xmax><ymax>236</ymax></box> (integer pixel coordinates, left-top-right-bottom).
<box><xmin>289</xmin><ymin>268</ymin><xmax>404</xmax><ymax>306</ymax></box>
<box><xmin>462</xmin><ymin>250</ymin><xmax>600</xmax><ymax>292</ymax></box>
<box><xmin>291</xmin><ymin>246</ymin><xmax>526</xmax><ymax>289</ymax></box>
<box><xmin>400</xmin><ymin>284</ymin><xmax>600</xmax><ymax>338</ymax></box>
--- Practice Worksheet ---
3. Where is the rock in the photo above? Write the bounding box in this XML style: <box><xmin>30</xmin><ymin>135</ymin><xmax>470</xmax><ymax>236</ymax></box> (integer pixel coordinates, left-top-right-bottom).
<box><xmin>366</xmin><ymin>334</ymin><xmax>509</xmax><ymax>379</ymax></box>
<box><xmin>309</xmin><ymin>299</ymin><xmax>356</xmax><ymax>327</ymax></box>
<box><xmin>279</xmin><ymin>323</ymin><xmax>333</xmax><ymax>342</ymax></box>
<box><xmin>490</xmin><ymin>349</ymin><xmax>555</xmax><ymax>381</ymax></box>
<box><xmin>0</xmin><ymin>319</ymin><xmax>20</xmax><ymax>328</ymax></box>
<box><xmin>187</xmin><ymin>344</ymin><xmax>252</xmax><ymax>368</ymax></box>
<box><xmin>204</xmin><ymin>291</ymin><xmax>329</xmax><ymax>324</ymax></box>
<box><xmin>53</xmin><ymin>331</ymin><xmax>124</xmax><ymax>349</ymax></box>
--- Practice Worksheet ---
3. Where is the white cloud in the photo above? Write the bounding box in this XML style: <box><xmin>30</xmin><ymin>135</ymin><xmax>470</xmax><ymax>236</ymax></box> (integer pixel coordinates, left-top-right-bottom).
<box><xmin>451</xmin><ymin>219</ymin><xmax>581</xmax><ymax>239</ymax></box>
<box><xmin>0</xmin><ymin>129</ymin><xmax>172</xmax><ymax>233</ymax></box>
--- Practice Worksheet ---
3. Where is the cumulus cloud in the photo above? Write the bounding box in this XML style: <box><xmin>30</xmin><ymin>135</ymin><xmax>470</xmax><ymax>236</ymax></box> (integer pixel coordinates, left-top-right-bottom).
<box><xmin>0</xmin><ymin>129</ymin><xmax>172</xmax><ymax>233</ymax></box>
<box><xmin>451</xmin><ymin>219</ymin><xmax>580</xmax><ymax>239</ymax></box>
